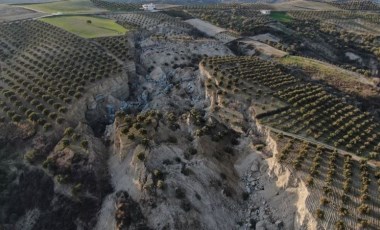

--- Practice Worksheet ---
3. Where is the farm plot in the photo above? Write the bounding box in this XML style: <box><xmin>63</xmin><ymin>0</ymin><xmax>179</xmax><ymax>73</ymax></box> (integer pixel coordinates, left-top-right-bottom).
<box><xmin>0</xmin><ymin>20</ymin><xmax>124</xmax><ymax>131</ymax></box>
<box><xmin>92</xmin><ymin>35</ymin><xmax>132</xmax><ymax>62</ymax></box>
<box><xmin>273</xmin><ymin>134</ymin><xmax>380</xmax><ymax>230</ymax></box>
<box><xmin>0</xmin><ymin>0</ymin><xmax>59</xmax><ymax>3</ymax></box>
<box><xmin>103</xmin><ymin>12</ymin><xmax>194</xmax><ymax>35</ymax></box>
<box><xmin>40</xmin><ymin>16</ymin><xmax>127</xmax><ymax>38</ymax></box>
<box><xmin>238</xmin><ymin>38</ymin><xmax>288</xmax><ymax>58</ymax></box>
<box><xmin>327</xmin><ymin>0</ymin><xmax>380</xmax><ymax>10</ymax></box>
<box><xmin>0</xmin><ymin>4</ymin><xmax>45</xmax><ymax>22</ymax></box>
<box><xmin>20</xmin><ymin>0</ymin><xmax>105</xmax><ymax>14</ymax></box>
<box><xmin>184</xmin><ymin>8</ymin><xmax>273</xmax><ymax>35</ymax></box>
<box><xmin>288</xmin><ymin>10</ymin><xmax>380</xmax><ymax>33</ymax></box>
<box><xmin>278</xmin><ymin>55</ymin><xmax>379</xmax><ymax>100</ymax></box>
<box><xmin>90</xmin><ymin>0</ymin><xmax>141</xmax><ymax>11</ymax></box>
<box><xmin>185</xmin><ymin>18</ymin><xmax>226</xmax><ymax>37</ymax></box>
<box><xmin>201</xmin><ymin>56</ymin><xmax>380</xmax><ymax>158</ymax></box>
<box><xmin>140</xmin><ymin>37</ymin><xmax>232</xmax><ymax>73</ymax></box>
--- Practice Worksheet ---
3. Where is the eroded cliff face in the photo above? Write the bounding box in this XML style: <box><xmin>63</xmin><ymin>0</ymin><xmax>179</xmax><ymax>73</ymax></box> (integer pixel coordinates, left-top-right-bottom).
<box><xmin>200</xmin><ymin>64</ymin><xmax>318</xmax><ymax>230</ymax></box>
<box><xmin>93</xmin><ymin>61</ymin><xmax>318</xmax><ymax>230</ymax></box>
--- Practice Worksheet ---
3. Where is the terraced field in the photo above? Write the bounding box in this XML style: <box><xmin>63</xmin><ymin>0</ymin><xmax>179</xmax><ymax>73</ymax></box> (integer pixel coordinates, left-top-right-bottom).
<box><xmin>274</xmin><ymin>134</ymin><xmax>380</xmax><ymax>230</ymax></box>
<box><xmin>0</xmin><ymin>20</ymin><xmax>124</xmax><ymax>131</ymax></box>
<box><xmin>201</xmin><ymin>56</ymin><xmax>380</xmax><ymax>158</ymax></box>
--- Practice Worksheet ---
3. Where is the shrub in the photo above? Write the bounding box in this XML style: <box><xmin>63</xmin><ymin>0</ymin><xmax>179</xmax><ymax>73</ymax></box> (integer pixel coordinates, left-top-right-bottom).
<box><xmin>25</xmin><ymin>149</ymin><xmax>38</xmax><ymax>163</ymax></box>
<box><xmin>335</xmin><ymin>220</ymin><xmax>344</xmax><ymax>230</ymax></box>
<box><xmin>71</xmin><ymin>183</ymin><xmax>83</xmax><ymax>196</ymax></box>
<box><xmin>320</xmin><ymin>197</ymin><xmax>329</xmax><ymax>206</ymax></box>
<box><xmin>43</xmin><ymin>123</ymin><xmax>52</xmax><ymax>131</ymax></box>
<box><xmin>42</xmin><ymin>157</ymin><xmax>54</xmax><ymax>170</ymax></box>
<box><xmin>175</xmin><ymin>187</ymin><xmax>186</xmax><ymax>199</ymax></box>
<box><xmin>56</xmin><ymin>174</ymin><xmax>69</xmax><ymax>184</ymax></box>
<box><xmin>137</xmin><ymin>152</ymin><xmax>145</xmax><ymax>161</ymax></box>
<box><xmin>242</xmin><ymin>192</ymin><xmax>249</xmax><ymax>200</ymax></box>
<box><xmin>81</xmin><ymin>140</ymin><xmax>89</xmax><ymax>150</ymax></box>
<box><xmin>12</xmin><ymin>114</ymin><xmax>21</xmax><ymax>122</ymax></box>
<box><xmin>358</xmin><ymin>204</ymin><xmax>370</xmax><ymax>214</ymax></box>
<box><xmin>64</xmin><ymin>127</ymin><xmax>74</xmax><ymax>137</ymax></box>
<box><xmin>72</xmin><ymin>133</ymin><xmax>81</xmax><ymax>141</ymax></box>
<box><xmin>316</xmin><ymin>209</ymin><xmax>324</xmax><ymax>219</ymax></box>
<box><xmin>167</xmin><ymin>135</ymin><xmax>177</xmax><ymax>143</ymax></box>
<box><xmin>62</xmin><ymin>139</ymin><xmax>70</xmax><ymax>148</ymax></box>
<box><xmin>157</xmin><ymin>180</ymin><xmax>165</xmax><ymax>189</ymax></box>
<box><xmin>128</xmin><ymin>134</ymin><xmax>135</xmax><ymax>140</ymax></box>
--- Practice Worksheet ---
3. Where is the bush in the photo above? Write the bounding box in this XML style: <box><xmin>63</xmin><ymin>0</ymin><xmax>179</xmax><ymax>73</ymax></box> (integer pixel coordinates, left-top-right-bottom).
<box><xmin>167</xmin><ymin>135</ymin><xmax>177</xmax><ymax>143</ymax></box>
<box><xmin>25</xmin><ymin>149</ymin><xmax>38</xmax><ymax>163</ymax></box>
<box><xmin>42</xmin><ymin>157</ymin><xmax>54</xmax><ymax>170</ymax></box>
<box><xmin>127</xmin><ymin>133</ymin><xmax>135</xmax><ymax>140</ymax></box>
<box><xmin>64</xmin><ymin>127</ymin><xmax>74</xmax><ymax>137</ymax></box>
<box><xmin>56</xmin><ymin>174</ymin><xmax>69</xmax><ymax>184</ymax></box>
<box><xmin>175</xmin><ymin>187</ymin><xmax>186</xmax><ymax>199</ymax></box>
<box><xmin>137</xmin><ymin>152</ymin><xmax>145</xmax><ymax>161</ymax></box>
<box><xmin>316</xmin><ymin>209</ymin><xmax>324</xmax><ymax>219</ymax></box>
<box><xmin>81</xmin><ymin>140</ymin><xmax>89</xmax><ymax>150</ymax></box>
<box><xmin>43</xmin><ymin>123</ymin><xmax>52</xmax><ymax>131</ymax></box>
<box><xmin>242</xmin><ymin>192</ymin><xmax>249</xmax><ymax>200</ymax></box>
<box><xmin>72</xmin><ymin>133</ymin><xmax>81</xmax><ymax>141</ymax></box>
<box><xmin>71</xmin><ymin>183</ymin><xmax>83</xmax><ymax>196</ymax></box>
<box><xmin>157</xmin><ymin>180</ymin><xmax>165</xmax><ymax>189</ymax></box>
<box><xmin>62</xmin><ymin>139</ymin><xmax>70</xmax><ymax>148</ymax></box>
<box><xmin>11</xmin><ymin>114</ymin><xmax>22</xmax><ymax>122</ymax></box>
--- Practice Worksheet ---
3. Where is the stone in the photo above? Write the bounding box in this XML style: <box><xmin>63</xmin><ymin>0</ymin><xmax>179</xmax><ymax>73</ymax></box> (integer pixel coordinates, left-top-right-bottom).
<box><xmin>250</xmin><ymin>161</ymin><xmax>259</xmax><ymax>172</ymax></box>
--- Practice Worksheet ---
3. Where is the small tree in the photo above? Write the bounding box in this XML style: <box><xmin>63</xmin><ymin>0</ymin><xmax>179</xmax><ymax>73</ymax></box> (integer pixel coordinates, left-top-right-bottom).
<box><xmin>81</xmin><ymin>140</ymin><xmax>89</xmax><ymax>150</ymax></box>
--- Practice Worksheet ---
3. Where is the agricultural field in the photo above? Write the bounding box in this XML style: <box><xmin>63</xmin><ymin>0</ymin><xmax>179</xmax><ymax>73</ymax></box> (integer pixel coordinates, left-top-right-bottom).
<box><xmin>269</xmin><ymin>11</ymin><xmax>292</xmax><ymax>23</ymax></box>
<box><xmin>201</xmin><ymin>56</ymin><xmax>380</xmax><ymax>158</ymax></box>
<box><xmin>0</xmin><ymin>20</ymin><xmax>125</xmax><ymax>132</ymax></box>
<box><xmin>92</xmin><ymin>35</ymin><xmax>132</xmax><ymax>62</ymax></box>
<box><xmin>40</xmin><ymin>15</ymin><xmax>127</xmax><ymax>38</ymax></box>
<box><xmin>20</xmin><ymin>0</ymin><xmax>105</xmax><ymax>14</ymax></box>
<box><xmin>278</xmin><ymin>55</ymin><xmax>379</xmax><ymax>100</ymax></box>
<box><xmin>273</xmin><ymin>133</ymin><xmax>380</xmax><ymax>229</ymax></box>
<box><xmin>184</xmin><ymin>7</ymin><xmax>273</xmax><ymax>35</ymax></box>
<box><xmin>103</xmin><ymin>12</ymin><xmax>194</xmax><ymax>35</ymax></box>
<box><xmin>0</xmin><ymin>4</ymin><xmax>45</xmax><ymax>22</ymax></box>
<box><xmin>326</xmin><ymin>0</ymin><xmax>380</xmax><ymax>10</ymax></box>
<box><xmin>0</xmin><ymin>0</ymin><xmax>60</xmax><ymax>3</ymax></box>
<box><xmin>90</xmin><ymin>0</ymin><xmax>141</xmax><ymax>11</ymax></box>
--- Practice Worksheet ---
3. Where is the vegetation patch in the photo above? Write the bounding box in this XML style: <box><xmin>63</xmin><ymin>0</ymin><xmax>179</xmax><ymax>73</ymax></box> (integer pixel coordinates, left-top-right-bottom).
<box><xmin>270</xmin><ymin>11</ymin><xmax>292</xmax><ymax>23</ymax></box>
<box><xmin>40</xmin><ymin>16</ymin><xmax>127</xmax><ymax>38</ymax></box>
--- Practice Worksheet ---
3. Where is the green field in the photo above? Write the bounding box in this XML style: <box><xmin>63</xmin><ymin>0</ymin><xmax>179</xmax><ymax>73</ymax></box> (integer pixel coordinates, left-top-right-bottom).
<box><xmin>40</xmin><ymin>16</ymin><xmax>127</xmax><ymax>38</ymax></box>
<box><xmin>270</xmin><ymin>12</ymin><xmax>293</xmax><ymax>23</ymax></box>
<box><xmin>21</xmin><ymin>0</ymin><xmax>104</xmax><ymax>14</ymax></box>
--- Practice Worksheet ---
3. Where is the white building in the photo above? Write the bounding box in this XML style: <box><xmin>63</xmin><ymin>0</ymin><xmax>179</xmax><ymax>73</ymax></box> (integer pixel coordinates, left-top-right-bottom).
<box><xmin>142</xmin><ymin>3</ymin><xmax>156</xmax><ymax>11</ymax></box>
<box><xmin>260</xmin><ymin>10</ymin><xmax>271</xmax><ymax>15</ymax></box>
